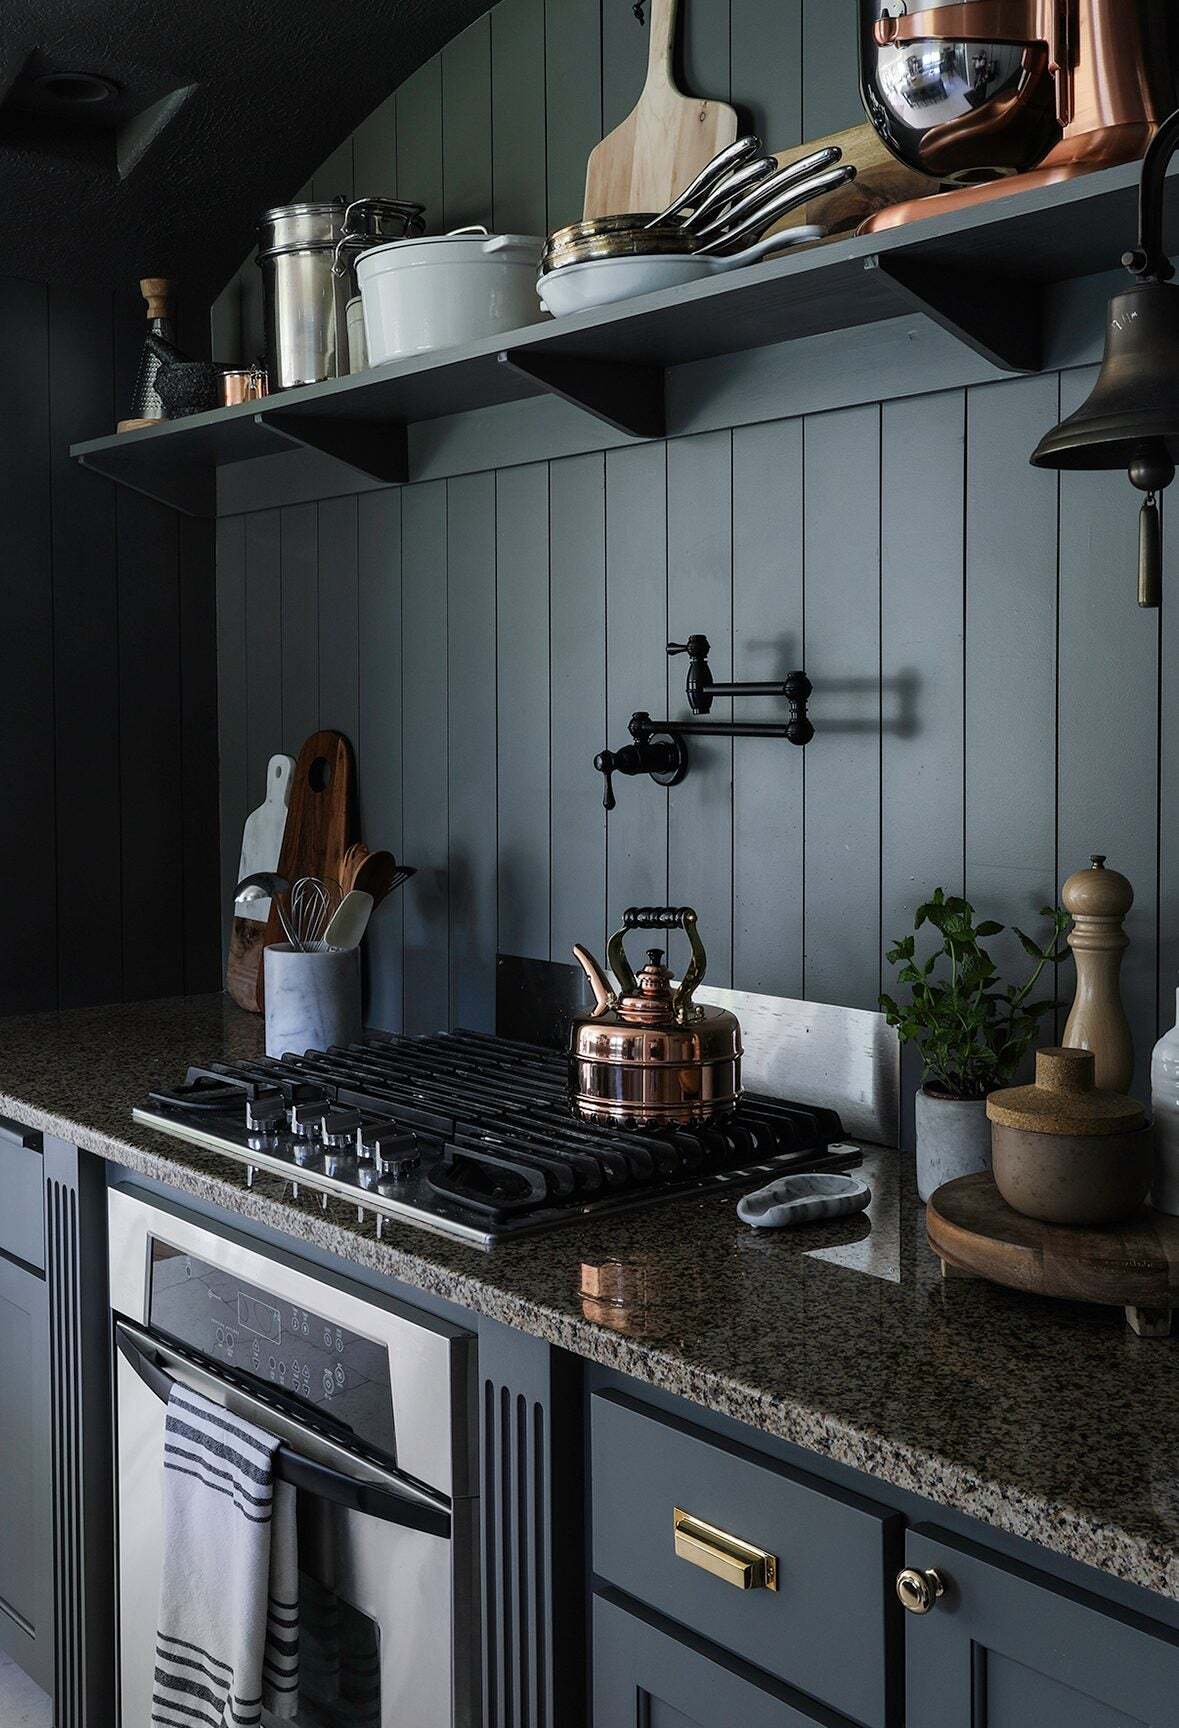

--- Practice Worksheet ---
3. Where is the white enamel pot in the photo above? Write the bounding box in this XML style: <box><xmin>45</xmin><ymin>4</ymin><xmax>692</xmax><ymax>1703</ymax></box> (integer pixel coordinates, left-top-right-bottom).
<box><xmin>357</xmin><ymin>227</ymin><xmax>545</xmax><ymax>362</ymax></box>
<box><xmin>536</xmin><ymin>226</ymin><xmax>823</xmax><ymax>318</ymax></box>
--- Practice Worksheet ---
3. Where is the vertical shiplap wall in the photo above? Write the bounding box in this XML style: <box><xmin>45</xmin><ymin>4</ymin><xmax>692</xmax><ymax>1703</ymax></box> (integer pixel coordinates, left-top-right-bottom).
<box><xmin>1</xmin><ymin>277</ymin><xmax>220</xmax><ymax>1017</ymax></box>
<box><xmin>215</xmin><ymin>0</ymin><xmax>1170</xmax><ymax>1105</ymax></box>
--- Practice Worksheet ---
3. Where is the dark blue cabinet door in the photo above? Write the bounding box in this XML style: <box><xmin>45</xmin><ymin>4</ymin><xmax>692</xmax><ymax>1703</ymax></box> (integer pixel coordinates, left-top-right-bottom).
<box><xmin>0</xmin><ymin>1250</ymin><xmax>52</xmax><ymax>1693</ymax></box>
<box><xmin>905</xmin><ymin>1528</ymin><xmax>1179</xmax><ymax>1727</ymax></box>
<box><xmin>594</xmin><ymin>1591</ymin><xmax>855</xmax><ymax>1728</ymax></box>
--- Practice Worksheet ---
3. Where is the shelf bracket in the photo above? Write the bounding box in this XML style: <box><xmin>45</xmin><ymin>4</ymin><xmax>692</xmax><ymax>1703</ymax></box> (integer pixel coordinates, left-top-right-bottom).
<box><xmin>497</xmin><ymin>350</ymin><xmax>665</xmax><ymax>440</ymax></box>
<box><xmin>76</xmin><ymin>451</ymin><xmax>213</xmax><ymax>517</ymax></box>
<box><xmin>256</xmin><ymin>410</ymin><xmax>409</xmax><ymax>484</ymax></box>
<box><xmin>868</xmin><ymin>254</ymin><xmax>1042</xmax><ymax>375</ymax></box>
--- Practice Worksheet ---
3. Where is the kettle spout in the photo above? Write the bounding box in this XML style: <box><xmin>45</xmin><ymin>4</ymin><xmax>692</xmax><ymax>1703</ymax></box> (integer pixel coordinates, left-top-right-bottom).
<box><xmin>572</xmin><ymin>944</ymin><xmax>616</xmax><ymax>1015</ymax></box>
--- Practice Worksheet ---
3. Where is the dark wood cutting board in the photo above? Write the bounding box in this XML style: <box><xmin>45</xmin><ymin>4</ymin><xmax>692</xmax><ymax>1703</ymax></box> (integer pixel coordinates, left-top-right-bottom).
<box><xmin>927</xmin><ymin>1172</ymin><xmax>1179</xmax><ymax>1338</ymax></box>
<box><xmin>231</xmin><ymin>729</ymin><xmax>358</xmax><ymax>1012</ymax></box>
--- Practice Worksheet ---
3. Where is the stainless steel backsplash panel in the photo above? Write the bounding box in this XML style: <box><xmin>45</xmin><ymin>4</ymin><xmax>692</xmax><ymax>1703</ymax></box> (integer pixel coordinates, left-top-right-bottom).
<box><xmin>692</xmin><ymin>987</ymin><xmax>900</xmax><ymax>1148</ymax></box>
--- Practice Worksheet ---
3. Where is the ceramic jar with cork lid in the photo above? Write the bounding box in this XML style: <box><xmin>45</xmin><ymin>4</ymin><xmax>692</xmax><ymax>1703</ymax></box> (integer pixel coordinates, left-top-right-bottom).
<box><xmin>986</xmin><ymin>1046</ymin><xmax>1151</xmax><ymax>1225</ymax></box>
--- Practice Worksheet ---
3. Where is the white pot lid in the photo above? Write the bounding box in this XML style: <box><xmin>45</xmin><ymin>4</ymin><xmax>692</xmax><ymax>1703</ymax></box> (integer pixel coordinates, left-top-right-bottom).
<box><xmin>357</xmin><ymin>228</ymin><xmax>543</xmax><ymax>276</ymax></box>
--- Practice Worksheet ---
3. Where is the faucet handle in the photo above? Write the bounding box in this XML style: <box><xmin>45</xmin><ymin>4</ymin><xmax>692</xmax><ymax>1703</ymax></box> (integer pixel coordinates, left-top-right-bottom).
<box><xmin>667</xmin><ymin>634</ymin><xmax>711</xmax><ymax>659</ymax></box>
<box><xmin>594</xmin><ymin>749</ymin><xmax>619</xmax><ymax>811</ymax></box>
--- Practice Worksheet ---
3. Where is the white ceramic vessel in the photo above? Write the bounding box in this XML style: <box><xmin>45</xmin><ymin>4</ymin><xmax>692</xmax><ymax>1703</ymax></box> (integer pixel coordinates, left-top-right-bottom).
<box><xmin>358</xmin><ymin>228</ymin><xmax>544</xmax><ymax>362</ymax></box>
<box><xmin>914</xmin><ymin>1088</ymin><xmax>991</xmax><ymax>1204</ymax></box>
<box><xmin>536</xmin><ymin>226</ymin><xmax>823</xmax><ymax>318</ymax></box>
<box><xmin>263</xmin><ymin>943</ymin><xmax>361</xmax><ymax>1059</ymax></box>
<box><xmin>1151</xmin><ymin>987</ymin><xmax>1179</xmax><ymax>1214</ymax></box>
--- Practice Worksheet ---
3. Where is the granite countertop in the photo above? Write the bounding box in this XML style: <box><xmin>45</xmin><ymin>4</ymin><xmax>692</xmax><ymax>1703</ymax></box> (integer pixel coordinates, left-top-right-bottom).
<box><xmin>1</xmin><ymin>993</ymin><xmax>1176</xmax><ymax>1601</ymax></box>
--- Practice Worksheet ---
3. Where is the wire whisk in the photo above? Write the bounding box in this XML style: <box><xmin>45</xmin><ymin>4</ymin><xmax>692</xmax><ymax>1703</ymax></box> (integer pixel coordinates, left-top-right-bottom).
<box><xmin>274</xmin><ymin>876</ymin><xmax>341</xmax><ymax>951</ymax></box>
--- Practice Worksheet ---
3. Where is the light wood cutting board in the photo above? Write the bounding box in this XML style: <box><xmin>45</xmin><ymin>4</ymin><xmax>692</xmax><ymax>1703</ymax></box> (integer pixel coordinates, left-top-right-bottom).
<box><xmin>769</xmin><ymin>123</ymin><xmax>940</xmax><ymax>238</ymax></box>
<box><xmin>583</xmin><ymin>0</ymin><xmax>738</xmax><ymax>220</ymax></box>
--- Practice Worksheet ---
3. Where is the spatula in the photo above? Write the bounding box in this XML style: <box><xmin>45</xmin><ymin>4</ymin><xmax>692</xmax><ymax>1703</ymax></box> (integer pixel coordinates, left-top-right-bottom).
<box><xmin>583</xmin><ymin>0</ymin><xmax>739</xmax><ymax>221</ymax></box>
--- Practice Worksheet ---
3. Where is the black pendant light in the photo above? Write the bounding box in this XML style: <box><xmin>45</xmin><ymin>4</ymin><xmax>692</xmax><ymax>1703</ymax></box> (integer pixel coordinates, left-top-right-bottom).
<box><xmin>1031</xmin><ymin>107</ymin><xmax>1179</xmax><ymax>609</ymax></box>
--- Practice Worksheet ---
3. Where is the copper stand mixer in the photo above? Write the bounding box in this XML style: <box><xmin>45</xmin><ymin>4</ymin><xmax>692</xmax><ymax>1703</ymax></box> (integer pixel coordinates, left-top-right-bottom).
<box><xmin>860</xmin><ymin>0</ymin><xmax>1178</xmax><ymax>232</ymax></box>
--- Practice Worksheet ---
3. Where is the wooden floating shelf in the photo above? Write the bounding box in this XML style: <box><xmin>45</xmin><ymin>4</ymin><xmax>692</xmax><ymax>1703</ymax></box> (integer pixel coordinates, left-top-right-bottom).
<box><xmin>72</xmin><ymin>157</ymin><xmax>1177</xmax><ymax>517</ymax></box>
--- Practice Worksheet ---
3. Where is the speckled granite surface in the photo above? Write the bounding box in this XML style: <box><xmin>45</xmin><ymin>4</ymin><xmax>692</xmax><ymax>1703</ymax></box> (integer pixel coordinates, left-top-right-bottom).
<box><xmin>1</xmin><ymin>993</ymin><xmax>1177</xmax><ymax>1601</ymax></box>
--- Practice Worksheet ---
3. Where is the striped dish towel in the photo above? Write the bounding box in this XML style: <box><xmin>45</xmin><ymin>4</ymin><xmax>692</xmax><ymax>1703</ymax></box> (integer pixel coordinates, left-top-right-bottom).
<box><xmin>153</xmin><ymin>1384</ymin><xmax>299</xmax><ymax>1727</ymax></box>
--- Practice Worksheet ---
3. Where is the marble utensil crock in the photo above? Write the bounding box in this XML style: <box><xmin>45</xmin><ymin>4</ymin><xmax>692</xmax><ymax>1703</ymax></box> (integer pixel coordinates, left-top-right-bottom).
<box><xmin>914</xmin><ymin>1087</ymin><xmax>991</xmax><ymax>1204</ymax></box>
<box><xmin>264</xmin><ymin>943</ymin><xmax>361</xmax><ymax>1058</ymax></box>
<box><xmin>987</xmin><ymin>1046</ymin><xmax>1151</xmax><ymax>1226</ymax></box>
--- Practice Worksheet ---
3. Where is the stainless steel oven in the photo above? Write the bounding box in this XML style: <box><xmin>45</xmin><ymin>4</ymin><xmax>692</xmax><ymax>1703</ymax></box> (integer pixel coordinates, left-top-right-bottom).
<box><xmin>108</xmin><ymin>1188</ymin><xmax>478</xmax><ymax>1727</ymax></box>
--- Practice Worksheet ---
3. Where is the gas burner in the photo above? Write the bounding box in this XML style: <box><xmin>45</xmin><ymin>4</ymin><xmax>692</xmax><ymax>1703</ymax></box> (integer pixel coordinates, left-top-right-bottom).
<box><xmin>133</xmin><ymin>1031</ymin><xmax>860</xmax><ymax>1249</ymax></box>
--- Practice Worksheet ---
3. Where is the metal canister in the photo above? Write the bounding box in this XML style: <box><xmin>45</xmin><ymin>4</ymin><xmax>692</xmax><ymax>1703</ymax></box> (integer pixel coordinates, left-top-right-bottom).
<box><xmin>256</xmin><ymin>197</ymin><xmax>424</xmax><ymax>389</ymax></box>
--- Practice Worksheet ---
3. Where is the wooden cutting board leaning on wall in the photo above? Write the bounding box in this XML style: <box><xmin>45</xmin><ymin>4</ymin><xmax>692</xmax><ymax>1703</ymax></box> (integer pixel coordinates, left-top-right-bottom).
<box><xmin>583</xmin><ymin>0</ymin><xmax>739</xmax><ymax>219</ymax></box>
<box><xmin>769</xmin><ymin>123</ymin><xmax>941</xmax><ymax>237</ymax></box>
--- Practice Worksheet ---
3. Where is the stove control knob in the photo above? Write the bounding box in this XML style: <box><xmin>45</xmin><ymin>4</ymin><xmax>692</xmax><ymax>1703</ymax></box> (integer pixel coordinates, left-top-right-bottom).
<box><xmin>289</xmin><ymin>1100</ymin><xmax>329</xmax><ymax>1137</ymax></box>
<box><xmin>321</xmin><ymin>1109</ymin><xmax>361</xmax><ymax>1148</ymax></box>
<box><xmin>372</xmin><ymin>1132</ymin><xmax>421</xmax><ymax>1184</ymax></box>
<box><xmin>323</xmin><ymin>1149</ymin><xmax>357</xmax><ymax>1182</ymax></box>
<box><xmin>246</xmin><ymin>1096</ymin><xmax>285</xmax><ymax>1144</ymax></box>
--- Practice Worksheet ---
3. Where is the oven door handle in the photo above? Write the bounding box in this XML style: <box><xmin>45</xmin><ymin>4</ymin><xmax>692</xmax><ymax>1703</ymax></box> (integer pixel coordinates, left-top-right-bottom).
<box><xmin>115</xmin><ymin>1324</ymin><xmax>451</xmax><ymax>1539</ymax></box>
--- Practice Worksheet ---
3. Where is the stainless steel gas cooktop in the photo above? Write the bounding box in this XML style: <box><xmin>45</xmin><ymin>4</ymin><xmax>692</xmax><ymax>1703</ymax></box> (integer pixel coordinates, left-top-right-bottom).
<box><xmin>134</xmin><ymin>1030</ymin><xmax>861</xmax><ymax>1248</ymax></box>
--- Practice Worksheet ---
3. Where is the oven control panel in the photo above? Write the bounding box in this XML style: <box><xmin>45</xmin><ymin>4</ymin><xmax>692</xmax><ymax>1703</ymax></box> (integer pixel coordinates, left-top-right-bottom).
<box><xmin>147</xmin><ymin>1240</ymin><xmax>396</xmax><ymax>1457</ymax></box>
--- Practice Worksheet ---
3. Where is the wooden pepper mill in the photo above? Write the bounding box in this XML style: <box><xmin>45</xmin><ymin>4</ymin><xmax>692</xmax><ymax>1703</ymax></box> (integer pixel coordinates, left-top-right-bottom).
<box><xmin>1061</xmin><ymin>854</ymin><xmax>1134</xmax><ymax>1092</ymax></box>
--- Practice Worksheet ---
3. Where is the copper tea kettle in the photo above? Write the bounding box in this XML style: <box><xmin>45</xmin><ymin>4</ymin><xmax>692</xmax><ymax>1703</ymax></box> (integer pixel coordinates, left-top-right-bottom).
<box><xmin>570</xmin><ymin>906</ymin><xmax>742</xmax><ymax>1126</ymax></box>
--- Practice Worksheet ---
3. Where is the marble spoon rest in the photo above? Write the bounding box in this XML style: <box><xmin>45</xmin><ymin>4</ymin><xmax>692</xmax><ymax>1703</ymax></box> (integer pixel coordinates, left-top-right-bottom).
<box><xmin>737</xmin><ymin>1170</ymin><xmax>871</xmax><ymax>1230</ymax></box>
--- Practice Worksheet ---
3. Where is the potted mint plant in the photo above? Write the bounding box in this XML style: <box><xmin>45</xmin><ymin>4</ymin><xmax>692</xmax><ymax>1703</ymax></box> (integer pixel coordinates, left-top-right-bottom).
<box><xmin>880</xmin><ymin>890</ymin><xmax>1069</xmax><ymax>1202</ymax></box>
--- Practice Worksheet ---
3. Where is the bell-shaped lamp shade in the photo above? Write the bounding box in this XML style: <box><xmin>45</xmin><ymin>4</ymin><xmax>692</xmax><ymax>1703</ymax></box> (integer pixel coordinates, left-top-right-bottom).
<box><xmin>1031</xmin><ymin>107</ymin><xmax>1179</xmax><ymax>607</ymax></box>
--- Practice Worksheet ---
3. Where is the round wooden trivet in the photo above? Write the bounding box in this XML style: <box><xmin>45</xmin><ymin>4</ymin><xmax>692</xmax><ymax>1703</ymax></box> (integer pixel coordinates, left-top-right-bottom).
<box><xmin>927</xmin><ymin>1172</ymin><xmax>1179</xmax><ymax>1338</ymax></box>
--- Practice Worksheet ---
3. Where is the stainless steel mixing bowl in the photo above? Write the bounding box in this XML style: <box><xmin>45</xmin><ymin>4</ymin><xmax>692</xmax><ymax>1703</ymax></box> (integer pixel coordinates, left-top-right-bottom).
<box><xmin>858</xmin><ymin>0</ymin><xmax>1062</xmax><ymax>182</ymax></box>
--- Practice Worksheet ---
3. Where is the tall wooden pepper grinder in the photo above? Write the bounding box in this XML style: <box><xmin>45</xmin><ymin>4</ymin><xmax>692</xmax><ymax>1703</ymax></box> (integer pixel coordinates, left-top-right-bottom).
<box><xmin>1061</xmin><ymin>854</ymin><xmax>1134</xmax><ymax>1092</ymax></box>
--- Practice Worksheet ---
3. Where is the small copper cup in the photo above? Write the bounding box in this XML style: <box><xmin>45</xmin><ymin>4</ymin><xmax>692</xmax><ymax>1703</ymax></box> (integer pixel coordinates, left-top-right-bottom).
<box><xmin>219</xmin><ymin>365</ymin><xmax>269</xmax><ymax>406</ymax></box>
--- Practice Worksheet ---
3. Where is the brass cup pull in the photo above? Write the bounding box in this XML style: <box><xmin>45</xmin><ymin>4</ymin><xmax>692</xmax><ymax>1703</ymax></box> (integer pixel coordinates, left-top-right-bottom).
<box><xmin>897</xmin><ymin>1567</ymin><xmax>945</xmax><ymax>1615</ymax></box>
<box><xmin>672</xmin><ymin>1508</ymin><xmax>778</xmax><ymax>1592</ymax></box>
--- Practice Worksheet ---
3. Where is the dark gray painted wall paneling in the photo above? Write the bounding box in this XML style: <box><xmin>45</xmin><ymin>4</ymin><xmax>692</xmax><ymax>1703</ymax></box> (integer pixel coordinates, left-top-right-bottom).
<box><xmin>802</xmin><ymin>402</ymin><xmax>881</xmax><ymax>1012</ymax></box>
<box><xmin>401</xmin><ymin>482</ymin><xmax>451</xmax><ymax>1033</ymax></box>
<box><xmin>48</xmin><ymin>289</ymin><xmax>122</xmax><ymax>1010</ymax></box>
<box><xmin>442</xmin><ymin>16</ymin><xmax>493</xmax><ymax>230</ymax></box>
<box><xmin>311</xmin><ymin>136</ymin><xmax>355</xmax><ymax>203</ymax></box>
<box><xmin>1057</xmin><ymin>366</ymin><xmax>1161</xmax><ymax>1098</ymax></box>
<box><xmin>317</xmin><ymin>496</ymin><xmax>361</xmax><ymax>746</ymax></box>
<box><xmin>114</xmin><ymin>288</ymin><xmax>185</xmax><ymax>1001</ymax></box>
<box><xmin>397</xmin><ymin>58</ymin><xmax>445</xmax><ymax>229</ymax></box>
<box><xmin>1160</xmin><ymin>509</ymin><xmax>1179</xmax><ymax>1036</ymax></box>
<box><xmin>605</xmin><ymin>442</ymin><xmax>671</xmax><ymax>921</ymax></box>
<box><xmin>545</xmin><ymin>0</ymin><xmax>602</xmax><ymax>232</ymax></box>
<box><xmin>668</xmin><ymin>431</ymin><xmax>735</xmax><ymax>985</ymax></box>
<box><xmin>353</xmin><ymin>91</ymin><xmax>399</xmax><ymax>197</ymax></box>
<box><xmin>802</xmin><ymin>0</ymin><xmax>864</xmax><ymax>140</ymax></box>
<box><xmin>216</xmin><ymin>517</ymin><xmax>248</xmax><ymax>944</ymax></box>
<box><xmin>178</xmin><ymin>515</ymin><xmax>222</xmax><ymax>993</ymax></box>
<box><xmin>880</xmin><ymin>389</ymin><xmax>967</xmax><ymax>958</ymax></box>
<box><xmin>731</xmin><ymin>418</ymin><xmax>804</xmax><ymax>999</ymax></box>
<box><xmin>280</xmin><ymin>502</ymin><xmax>320</xmax><ymax>754</ymax></box>
<box><xmin>681</xmin><ymin>0</ymin><xmax>731</xmax><ymax>104</ymax></box>
<box><xmin>497</xmin><ymin>463</ymin><xmax>552</xmax><ymax>960</ymax></box>
<box><xmin>357</xmin><ymin>489</ymin><xmax>405</xmax><ymax>1031</ymax></box>
<box><xmin>446</xmin><ymin>472</ymin><xmax>499</xmax><ymax>1032</ymax></box>
<box><xmin>601</xmin><ymin>0</ymin><xmax>647</xmax><ymax>134</ymax></box>
<box><xmin>550</xmin><ymin>454</ymin><xmax>608</xmax><ymax>965</ymax></box>
<box><xmin>731</xmin><ymin>0</ymin><xmax>803</xmax><ymax>148</ymax></box>
<box><xmin>491</xmin><ymin>0</ymin><xmax>548</xmax><ymax>235</ymax></box>
<box><xmin>964</xmin><ymin>374</ymin><xmax>1061</xmax><ymax>1026</ymax></box>
<box><xmin>244</xmin><ymin>511</ymin><xmax>283</xmax><ymax>797</ymax></box>
<box><xmin>0</xmin><ymin>279</ymin><xmax>55</xmax><ymax>1017</ymax></box>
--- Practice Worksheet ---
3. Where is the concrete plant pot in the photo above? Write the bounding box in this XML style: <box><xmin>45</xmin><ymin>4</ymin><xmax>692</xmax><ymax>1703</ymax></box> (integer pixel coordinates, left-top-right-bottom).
<box><xmin>914</xmin><ymin>1086</ymin><xmax>991</xmax><ymax>1204</ymax></box>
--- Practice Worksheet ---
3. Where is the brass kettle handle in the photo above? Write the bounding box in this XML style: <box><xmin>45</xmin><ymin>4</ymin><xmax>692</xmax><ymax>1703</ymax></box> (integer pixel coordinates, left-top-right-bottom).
<box><xmin>606</xmin><ymin>906</ymin><xmax>706</xmax><ymax>1017</ymax></box>
<box><xmin>896</xmin><ymin>1567</ymin><xmax>945</xmax><ymax>1616</ymax></box>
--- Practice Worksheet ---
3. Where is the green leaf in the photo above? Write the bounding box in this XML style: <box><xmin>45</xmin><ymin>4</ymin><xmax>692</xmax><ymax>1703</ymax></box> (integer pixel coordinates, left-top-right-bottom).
<box><xmin>975</xmin><ymin>920</ymin><xmax>1003</xmax><ymax>938</ymax></box>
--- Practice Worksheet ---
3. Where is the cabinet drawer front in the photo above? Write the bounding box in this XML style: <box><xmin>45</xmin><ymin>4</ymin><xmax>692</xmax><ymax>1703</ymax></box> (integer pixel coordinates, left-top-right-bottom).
<box><xmin>594</xmin><ymin>1590</ymin><xmax>857</xmax><ymax>1728</ymax></box>
<box><xmin>0</xmin><ymin>1120</ymin><xmax>43</xmax><ymax>1272</ymax></box>
<box><xmin>904</xmin><ymin>1528</ymin><xmax>1179</xmax><ymax>1727</ymax></box>
<box><xmin>592</xmin><ymin>1391</ymin><xmax>900</xmax><ymax>1728</ymax></box>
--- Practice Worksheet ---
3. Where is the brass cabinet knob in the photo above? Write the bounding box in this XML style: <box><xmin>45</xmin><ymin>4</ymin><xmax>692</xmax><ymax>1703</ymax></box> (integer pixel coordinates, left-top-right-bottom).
<box><xmin>896</xmin><ymin>1567</ymin><xmax>945</xmax><ymax>1615</ymax></box>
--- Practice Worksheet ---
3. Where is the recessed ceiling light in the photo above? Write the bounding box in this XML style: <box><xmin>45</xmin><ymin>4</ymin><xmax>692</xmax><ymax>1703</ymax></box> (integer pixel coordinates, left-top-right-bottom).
<box><xmin>33</xmin><ymin>71</ymin><xmax>120</xmax><ymax>106</ymax></box>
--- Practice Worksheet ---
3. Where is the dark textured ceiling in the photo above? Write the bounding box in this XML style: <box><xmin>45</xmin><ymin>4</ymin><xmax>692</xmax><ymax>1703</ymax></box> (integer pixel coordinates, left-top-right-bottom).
<box><xmin>0</xmin><ymin>0</ymin><xmax>491</xmax><ymax>298</ymax></box>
